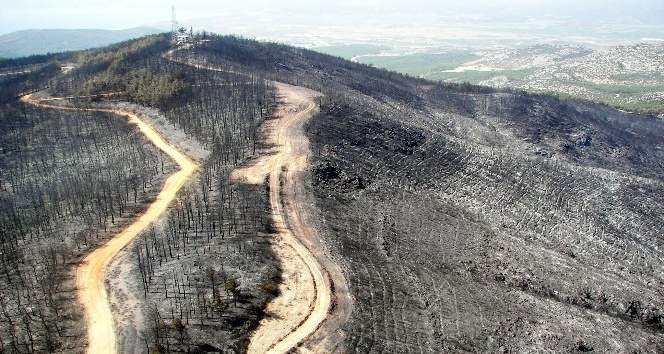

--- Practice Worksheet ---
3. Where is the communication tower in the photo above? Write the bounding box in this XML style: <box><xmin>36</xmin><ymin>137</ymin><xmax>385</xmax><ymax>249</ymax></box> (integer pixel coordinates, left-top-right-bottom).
<box><xmin>171</xmin><ymin>6</ymin><xmax>178</xmax><ymax>44</ymax></box>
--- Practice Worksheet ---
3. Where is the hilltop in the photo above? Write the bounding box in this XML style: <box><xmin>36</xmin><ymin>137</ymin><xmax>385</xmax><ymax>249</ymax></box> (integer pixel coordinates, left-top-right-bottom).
<box><xmin>1</xmin><ymin>33</ymin><xmax>663</xmax><ymax>353</ymax></box>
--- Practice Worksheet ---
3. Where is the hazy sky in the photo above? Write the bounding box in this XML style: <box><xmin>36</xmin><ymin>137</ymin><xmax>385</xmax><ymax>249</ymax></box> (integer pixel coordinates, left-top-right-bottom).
<box><xmin>3</xmin><ymin>0</ymin><xmax>664</xmax><ymax>35</ymax></box>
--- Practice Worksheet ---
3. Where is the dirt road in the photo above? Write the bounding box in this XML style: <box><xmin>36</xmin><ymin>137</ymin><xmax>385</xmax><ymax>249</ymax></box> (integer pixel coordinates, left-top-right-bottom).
<box><xmin>19</xmin><ymin>94</ymin><xmax>197</xmax><ymax>354</ymax></box>
<box><xmin>232</xmin><ymin>83</ymin><xmax>331</xmax><ymax>353</ymax></box>
<box><xmin>232</xmin><ymin>81</ymin><xmax>353</xmax><ymax>353</ymax></box>
<box><xmin>165</xmin><ymin>49</ymin><xmax>352</xmax><ymax>353</ymax></box>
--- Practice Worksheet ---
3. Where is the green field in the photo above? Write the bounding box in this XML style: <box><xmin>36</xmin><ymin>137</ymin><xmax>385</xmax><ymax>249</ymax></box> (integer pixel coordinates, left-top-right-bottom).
<box><xmin>426</xmin><ymin>68</ymin><xmax>534</xmax><ymax>83</ymax></box>
<box><xmin>313</xmin><ymin>45</ymin><xmax>664</xmax><ymax>114</ymax></box>
<box><xmin>355</xmin><ymin>51</ymin><xmax>480</xmax><ymax>77</ymax></box>
<box><xmin>312</xmin><ymin>44</ymin><xmax>388</xmax><ymax>59</ymax></box>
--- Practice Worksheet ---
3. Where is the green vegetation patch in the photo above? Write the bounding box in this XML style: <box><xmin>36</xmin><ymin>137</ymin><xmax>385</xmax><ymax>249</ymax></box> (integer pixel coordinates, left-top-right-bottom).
<box><xmin>428</xmin><ymin>68</ymin><xmax>534</xmax><ymax>84</ymax></box>
<box><xmin>70</xmin><ymin>35</ymin><xmax>186</xmax><ymax>106</ymax></box>
<box><xmin>312</xmin><ymin>44</ymin><xmax>388</xmax><ymax>59</ymax></box>
<box><xmin>356</xmin><ymin>51</ymin><xmax>479</xmax><ymax>77</ymax></box>
<box><xmin>615</xmin><ymin>100</ymin><xmax>664</xmax><ymax>114</ymax></box>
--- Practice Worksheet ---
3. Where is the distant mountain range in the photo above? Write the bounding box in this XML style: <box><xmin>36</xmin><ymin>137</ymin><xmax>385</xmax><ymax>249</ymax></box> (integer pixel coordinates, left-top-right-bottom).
<box><xmin>0</xmin><ymin>27</ymin><xmax>161</xmax><ymax>58</ymax></box>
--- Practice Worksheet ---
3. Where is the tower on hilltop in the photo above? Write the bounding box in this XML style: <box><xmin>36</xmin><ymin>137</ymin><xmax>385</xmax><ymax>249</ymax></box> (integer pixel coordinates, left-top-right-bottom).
<box><xmin>171</xmin><ymin>6</ymin><xmax>191</xmax><ymax>45</ymax></box>
<box><xmin>171</xmin><ymin>6</ymin><xmax>178</xmax><ymax>44</ymax></box>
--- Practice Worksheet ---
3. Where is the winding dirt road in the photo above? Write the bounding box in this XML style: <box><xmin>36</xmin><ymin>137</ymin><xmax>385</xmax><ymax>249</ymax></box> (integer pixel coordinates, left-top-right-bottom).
<box><xmin>19</xmin><ymin>94</ymin><xmax>197</xmax><ymax>354</ymax></box>
<box><xmin>165</xmin><ymin>50</ymin><xmax>351</xmax><ymax>352</ymax></box>
<box><xmin>232</xmin><ymin>83</ymin><xmax>332</xmax><ymax>354</ymax></box>
<box><xmin>17</xmin><ymin>47</ymin><xmax>349</xmax><ymax>354</ymax></box>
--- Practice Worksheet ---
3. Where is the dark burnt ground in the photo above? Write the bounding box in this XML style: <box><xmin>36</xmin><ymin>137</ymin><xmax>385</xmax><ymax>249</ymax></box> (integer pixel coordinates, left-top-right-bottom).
<box><xmin>0</xmin><ymin>35</ymin><xmax>280</xmax><ymax>353</ymax></box>
<box><xmin>195</xmin><ymin>35</ymin><xmax>664</xmax><ymax>353</ymax></box>
<box><xmin>306</xmin><ymin>89</ymin><xmax>664</xmax><ymax>352</ymax></box>
<box><xmin>3</xmin><ymin>32</ymin><xmax>664</xmax><ymax>352</ymax></box>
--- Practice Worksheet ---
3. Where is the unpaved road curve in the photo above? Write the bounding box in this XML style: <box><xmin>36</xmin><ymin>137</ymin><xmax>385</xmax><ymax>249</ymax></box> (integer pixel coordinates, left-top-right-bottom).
<box><xmin>232</xmin><ymin>83</ymin><xmax>331</xmax><ymax>354</ymax></box>
<box><xmin>165</xmin><ymin>49</ymin><xmax>351</xmax><ymax>353</ymax></box>
<box><xmin>20</xmin><ymin>94</ymin><xmax>197</xmax><ymax>354</ymax></box>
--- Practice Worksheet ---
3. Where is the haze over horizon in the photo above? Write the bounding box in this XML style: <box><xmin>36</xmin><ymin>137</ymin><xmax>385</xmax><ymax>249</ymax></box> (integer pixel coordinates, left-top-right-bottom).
<box><xmin>3</xmin><ymin>0</ymin><xmax>664</xmax><ymax>36</ymax></box>
<box><xmin>2</xmin><ymin>0</ymin><xmax>664</xmax><ymax>353</ymax></box>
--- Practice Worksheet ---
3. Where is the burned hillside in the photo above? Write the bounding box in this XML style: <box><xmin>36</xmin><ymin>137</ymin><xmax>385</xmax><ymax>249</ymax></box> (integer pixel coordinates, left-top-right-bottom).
<box><xmin>201</xmin><ymin>35</ymin><xmax>664</xmax><ymax>352</ymax></box>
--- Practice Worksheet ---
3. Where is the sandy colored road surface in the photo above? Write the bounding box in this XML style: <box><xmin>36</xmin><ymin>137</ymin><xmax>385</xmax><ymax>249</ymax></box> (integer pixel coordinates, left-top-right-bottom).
<box><xmin>232</xmin><ymin>83</ymin><xmax>331</xmax><ymax>354</ymax></box>
<box><xmin>20</xmin><ymin>93</ymin><xmax>197</xmax><ymax>354</ymax></box>
<box><xmin>34</xmin><ymin>92</ymin><xmax>124</xmax><ymax>101</ymax></box>
<box><xmin>0</xmin><ymin>70</ymin><xmax>31</xmax><ymax>76</ymax></box>
<box><xmin>165</xmin><ymin>48</ymin><xmax>351</xmax><ymax>352</ymax></box>
<box><xmin>232</xmin><ymin>81</ymin><xmax>352</xmax><ymax>353</ymax></box>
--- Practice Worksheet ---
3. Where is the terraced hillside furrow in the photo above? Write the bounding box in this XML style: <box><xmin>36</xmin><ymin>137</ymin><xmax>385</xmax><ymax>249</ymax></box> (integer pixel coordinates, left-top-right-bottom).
<box><xmin>185</xmin><ymin>35</ymin><xmax>664</xmax><ymax>352</ymax></box>
<box><xmin>311</xmin><ymin>92</ymin><xmax>664</xmax><ymax>350</ymax></box>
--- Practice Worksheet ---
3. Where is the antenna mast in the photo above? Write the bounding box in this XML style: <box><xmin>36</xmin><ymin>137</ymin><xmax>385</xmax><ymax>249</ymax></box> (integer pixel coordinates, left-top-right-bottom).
<box><xmin>171</xmin><ymin>6</ymin><xmax>178</xmax><ymax>44</ymax></box>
